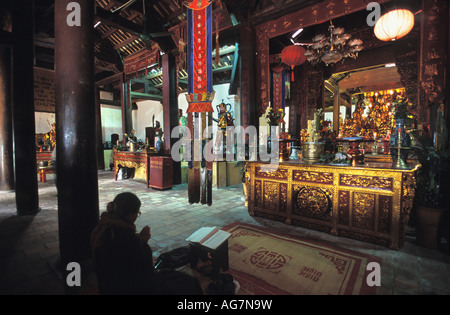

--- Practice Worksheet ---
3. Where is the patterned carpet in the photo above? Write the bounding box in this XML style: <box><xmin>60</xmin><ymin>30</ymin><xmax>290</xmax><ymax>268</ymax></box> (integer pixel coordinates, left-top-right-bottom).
<box><xmin>223</xmin><ymin>222</ymin><xmax>381</xmax><ymax>295</ymax></box>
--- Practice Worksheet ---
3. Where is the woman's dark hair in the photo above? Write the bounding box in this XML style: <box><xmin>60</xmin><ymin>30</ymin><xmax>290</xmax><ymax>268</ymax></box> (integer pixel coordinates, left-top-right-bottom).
<box><xmin>107</xmin><ymin>192</ymin><xmax>141</xmax><ymax>219</ymax></box>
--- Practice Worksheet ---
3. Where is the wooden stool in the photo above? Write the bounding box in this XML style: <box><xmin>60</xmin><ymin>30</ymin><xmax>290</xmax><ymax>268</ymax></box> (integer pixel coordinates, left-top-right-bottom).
<box><xmin>189</xmin><ymin>240</ymin><xmax>229</xmax><ymax>279</ymax></box>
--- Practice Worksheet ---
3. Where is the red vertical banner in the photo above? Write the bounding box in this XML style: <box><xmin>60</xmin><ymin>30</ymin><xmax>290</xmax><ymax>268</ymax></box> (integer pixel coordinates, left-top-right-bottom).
<box><xmin>271</xmin><ymin>65</ymin><xmax>285</xmax><ymax>112</ymax></box>
<box><xmin>185</xmin><ymin>0</ymin><xmax>214</xmax><ymax>205</ymax></box>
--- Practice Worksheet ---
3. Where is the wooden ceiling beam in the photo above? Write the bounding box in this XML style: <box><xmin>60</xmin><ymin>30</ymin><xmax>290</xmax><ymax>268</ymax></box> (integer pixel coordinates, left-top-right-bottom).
<box><xmin>96</xmin><ymin>72</ymin><xmax>123</xmax><ymax>86</ymax></box>
<box><xmin>96</xmin><ymin>6</ymin><xmax>142</xmax><ymax>36</ymax></box>
<box><xmin>113</xmin><ymin>35</ymin><xmax>139</xmax><ymax>50</ymax></box>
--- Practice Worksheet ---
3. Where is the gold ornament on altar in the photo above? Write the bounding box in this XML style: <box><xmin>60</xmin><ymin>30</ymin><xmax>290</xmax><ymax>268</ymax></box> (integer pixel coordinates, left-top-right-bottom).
<box><xmin>45</xmin><ymin>122</ymin><xmax>56</xmax><ymax>150</ymax></box>
<box><xmin>339</xmin><ymin>89</ymin><xmax>405</xmax><ymax>140</ymax></box>
<box><xmin>265</xmin><ymin>107</ymin><xmax>285</xmax><ymax>126</ymax></box>
<box><xmin>302</xmin><ymin>108</ymin><xmax>325</xmax><ymax>164</ymax></box>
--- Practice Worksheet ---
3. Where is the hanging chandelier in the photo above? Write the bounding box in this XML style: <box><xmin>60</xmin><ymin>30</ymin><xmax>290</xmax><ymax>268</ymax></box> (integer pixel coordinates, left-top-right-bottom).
<box><xmin>302</xmin><ymin>21</ymin><xmax>363</xmax><ymax>65</ymax></box>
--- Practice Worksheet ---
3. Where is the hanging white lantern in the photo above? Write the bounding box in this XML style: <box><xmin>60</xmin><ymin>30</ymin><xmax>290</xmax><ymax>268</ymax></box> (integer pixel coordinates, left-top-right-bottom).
<box><xmin>374</xmin><ymin>9</ymin><xmax>415</xmax><ymax>41</ymax></box>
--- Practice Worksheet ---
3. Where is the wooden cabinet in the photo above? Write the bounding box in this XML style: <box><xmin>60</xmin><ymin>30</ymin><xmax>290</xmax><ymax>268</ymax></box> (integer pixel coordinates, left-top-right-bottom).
<box><xmin>149</xmin><ymin>156</ymin><xmax>173</xmax><ymax>190</ymax></box>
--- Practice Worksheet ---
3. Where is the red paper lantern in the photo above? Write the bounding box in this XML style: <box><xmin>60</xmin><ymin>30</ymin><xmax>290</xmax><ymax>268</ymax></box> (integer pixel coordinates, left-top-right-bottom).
<box><xmin>281</xmin><ymin>45</ymin><xmax>306</xmax><ymax>81</ymax></box>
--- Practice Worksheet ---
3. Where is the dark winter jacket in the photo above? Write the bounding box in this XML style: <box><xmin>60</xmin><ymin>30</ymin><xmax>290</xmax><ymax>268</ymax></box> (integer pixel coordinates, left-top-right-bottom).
<box><xmin>90</xmin><ymin>212</ymin><xmax>168</xmax><ymax>295</ymax></box>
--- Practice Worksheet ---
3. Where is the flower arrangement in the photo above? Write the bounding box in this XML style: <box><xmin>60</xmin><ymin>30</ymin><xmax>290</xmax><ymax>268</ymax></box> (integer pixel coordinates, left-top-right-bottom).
<box><xmin>390</xmin><ymin>96</ymin><xmax>416</xmax><ymax>128</ymax></box>
<box><xmin>320</xmin><ymin>152</ymin><xmax>351</xmax><ymax>165</ymax></box>
<box><xmin>265</xmin><ymin>107</ymin><xmax>285</xmax><ymax>125</ymax></box>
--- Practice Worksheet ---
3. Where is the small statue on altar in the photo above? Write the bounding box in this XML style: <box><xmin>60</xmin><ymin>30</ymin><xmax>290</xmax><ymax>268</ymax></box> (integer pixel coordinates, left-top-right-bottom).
<box><xmin>45</xmin><ymin>122</ymin><xmax>56</xmax><ymax>150</ymax></box>
<box><xmin>214</xmin><ymin>101</ymin><xmax>234</xmax><ymax>129</ymax></box>
<box><xmin>125</xmin><ymin>129</ymin><xmax>138</xmax><ymax>151</ymax></box>
<box><xmin>155</xmin><ymin>121</ymin><xmax>164</xmax><ymax>153</ymax></box>
<box><xmin>127</xmin><ymin>129</ymin><xmax>137</xmax><ymax>142</ymax></box>
<box><xmin>299</xmin><ymin>129</ymin><xmax>308</xmax><ymax>146</ymax></box>
<box><xmin>213</xmin><ymin>102</ymin><xmax>235</xmax><ymax>157</ymax></box>
<box><xmin>351</xmin><ymin>101</ymin><xmax>365</xmax><ymax>135</ymax></box>
<box><xmin>353</xmin><ymin>101</ymin><xmax>364</xmax><ymax>123</ymax></box>
<box><xmin>341</xmin><ymin>115</ymin><xmax>354</xmax><ymax>137</ymax></box>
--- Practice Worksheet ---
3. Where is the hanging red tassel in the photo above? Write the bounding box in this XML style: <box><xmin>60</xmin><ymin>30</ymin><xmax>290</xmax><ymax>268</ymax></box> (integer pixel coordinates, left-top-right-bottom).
<box><xmin>291</xmin><ymin>66</ymin><xmax>295</xmax><ymax>81</ymax></box>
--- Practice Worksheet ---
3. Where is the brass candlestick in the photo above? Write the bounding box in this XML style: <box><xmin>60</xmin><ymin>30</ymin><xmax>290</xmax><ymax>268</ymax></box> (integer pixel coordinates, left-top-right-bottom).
<box><xmin>393</xmin><ymin>130</ymin><xmax>409</xmax><ymax>169</ymax></box>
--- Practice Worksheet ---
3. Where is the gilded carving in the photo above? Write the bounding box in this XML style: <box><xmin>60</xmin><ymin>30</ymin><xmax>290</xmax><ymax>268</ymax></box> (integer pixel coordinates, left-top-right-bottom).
<box><xmin>326</xmin><ymin>1</ymin><xmax>336</xmax><ymax>17</ymax></box>
<box><xmin>255</xmin><ymin>180</ymin><xmax>261</xmax><ymax>207</ymax></box>
<box><xmin>352</xmin><ymin>192</ymin><xmax>375</xmax><ymax>231</ymax></box>
<box><xmin>378</xmin><ymin>195</ymin><xmax>392</xmax><ymax>234</ymax></box>
<box><xmin>425</xmin><ymin>64</ymin><xmax>438</xmax><ymax>76</ymax></box>
<box><xmin>343</xmin><ymin>0</ymin><xmax>350</xmax><ymax>13</ymax></box>
<box><xmin>263</xmin><ymin>181</ymin><xmax>279</xmax><ymax>210</ymax></box>
<box><xmin>311</xmin><ymin>5</ymin><xmax>319</xmax><ymax>23</ymax></box>
<box><xmin>280</xmin><ymin>183</ymin><xmax>287</xmax><ymax>213</ymax></box>
<box><xmin>293</xmin><ymin>170</ymin><xmax>333</xmax><ymax>184</ymax></box>
<box><xmin>256</xmin><ymin>166</ymin><xmax>289</xmax><ymax>180</ymax></box>
<box><xmin>400</xmin><ymin>173</ymin><xmax>416</xmax><ymax>244</ymax></box>
<box><xmin>282</xmin><ymin>20</ymin><xmax>292</xmax><ymax>30</ymax></box>
<box><xmin>295</xmin><ymin>186</ymin><xmax>331</xmax><ymax>219</ymax></box>
<box><xmin>338</xmin><ymin>190</ymin><xmax>350</xmax><ymax>225</ymax></box>
<box><xmin>339</xmin><ymin>174</ymin><xmax>393</xmax><ymax>191</ymax></box>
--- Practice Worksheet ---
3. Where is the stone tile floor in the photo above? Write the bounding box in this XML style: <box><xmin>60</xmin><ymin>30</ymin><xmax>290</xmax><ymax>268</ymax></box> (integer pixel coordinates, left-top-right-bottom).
<box><xmin>0</xmin><ymin>170</ymin><xmax>449</xmax><ymax>295</ymax></box>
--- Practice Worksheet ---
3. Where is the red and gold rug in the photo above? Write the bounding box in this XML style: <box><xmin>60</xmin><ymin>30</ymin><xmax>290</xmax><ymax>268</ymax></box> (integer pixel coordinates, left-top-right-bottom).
<box><xmin>222</xmin><ymin>222</ymin><xmax>381</xmax><ymax>295</ymax></box>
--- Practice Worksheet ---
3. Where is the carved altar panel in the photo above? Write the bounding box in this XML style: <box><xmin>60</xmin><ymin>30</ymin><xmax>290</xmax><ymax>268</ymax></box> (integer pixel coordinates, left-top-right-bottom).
<box><xmin>254</xmin><ymin>180</ymin><xmax>262</xmax><ymax>208</ymax></box>
<box><xmin>352</xmin><ymin>192</ymin><xmax>376</xmax><ymax>231</ymax></box>
<box><xmin>293</xmin><ymin>170</ymin><xmax>333</xmax><ymax>185</ymax></box>
<box><xmin>339</xmin><ymin>174</ymin><xmax>393</xmax><ymax>191</ymax></box>
<box><xmin>338</xmin><ymin>190</ymin><xmax>350</xmax><ymax>226</ymax></box>
<box><xmin>256</xmin><ymin>166</ymin><xmax>289</xmax><ymax>180</ymax></box>
<box><xmin>292</xmin><ymin>185</ymin><xmax>333</xmax><ymax>222</ymax></box>
<box><xmin>263</xmin><ymin>181</ymin><xmax>279</xmax><ymax>211</ymax></box>
<box><xmin>378</xmin><ymin>195</ymin><xmax>393</xmax><ymax>234</ymax></box>
<box><xmin>280</xmin><ymin>183</ymin><xmax>287</xmax><ymax>213</ymax></box>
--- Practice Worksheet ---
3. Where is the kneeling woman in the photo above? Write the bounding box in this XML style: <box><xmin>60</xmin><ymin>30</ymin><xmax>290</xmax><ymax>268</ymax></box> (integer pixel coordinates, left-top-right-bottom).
<box><xmin>90</xmin><ymin>192</ymin><xmax>167</xmax><ymax>295</ymax></box>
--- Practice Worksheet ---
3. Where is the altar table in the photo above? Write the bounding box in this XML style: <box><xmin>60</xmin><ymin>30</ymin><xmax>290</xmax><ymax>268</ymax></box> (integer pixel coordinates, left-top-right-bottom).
<box><xmin>245</xmin><ymin>161</ymin><xmax>419</xmax><ymax>249</ymax></box>
<box><xmin>113</xmin><ymin>149</ymin><xmax>161</xmax><ymax>188</ymax></box>
<box><xmin>36</xmin><ymin>151</ymin><xmax>54</xmax><ymax>181</ymax></box>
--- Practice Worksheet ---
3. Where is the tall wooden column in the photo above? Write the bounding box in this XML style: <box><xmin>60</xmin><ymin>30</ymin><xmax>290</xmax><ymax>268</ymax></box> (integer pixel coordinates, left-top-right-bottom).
<box><xmin>55</xmin><ymin>0</ymin><xmax>99</xmax><ymax>268</ymax></box>
<box><xmin>12</xmin><ymin>0</ymin><xmax>39</xmax><ymax>214</ymax></box>
<box><xmin>120</xmin><ymin>75</ymin><xmax>133</xmax><ymax>140</ymax></box>
<box><xmin>162</xmin><ymin>52</ymin><xmax>180</xmax><ymax>184</ymax></box>
<box><xmin>95</xmin><ymin>86</ymin><xmax>105</xmax><ymax>170</ymax></box>
<box><xmin>0</xmin><ymin>46</ymin><xmax>14</xmax><ymax>191</ymax></box>
<box><xmin>239</xmin><ymin>24</ymin><xmax>256</xmax><ymax>130</ymax></box>
<box><xmin>240</xmin><ymin>23</ymin><xmax>258</xmax><ymax>156</ymax></box>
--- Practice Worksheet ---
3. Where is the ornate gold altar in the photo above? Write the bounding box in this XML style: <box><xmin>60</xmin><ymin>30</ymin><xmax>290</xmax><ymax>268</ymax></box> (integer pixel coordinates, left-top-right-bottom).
<box><xmin>113</xmin><ymin>149</ymin><xmax>160</xmax><ymax>188</ymax></box>
<box><xmin>246</xmin><ymin>161</ymin><xmax>419</xmax><ymax>249</ymax></box>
